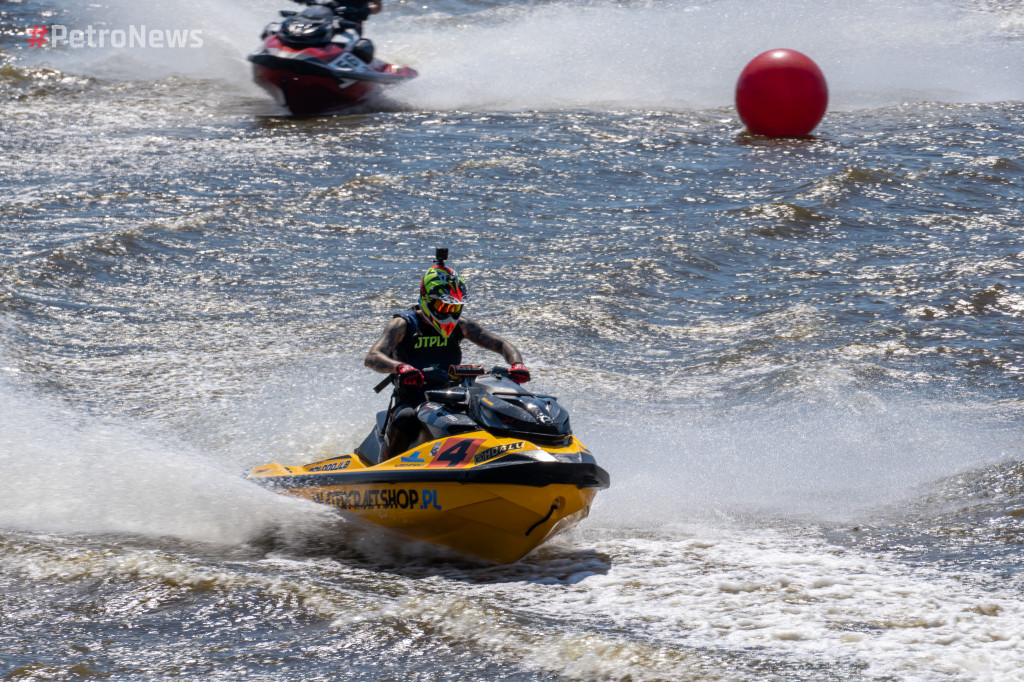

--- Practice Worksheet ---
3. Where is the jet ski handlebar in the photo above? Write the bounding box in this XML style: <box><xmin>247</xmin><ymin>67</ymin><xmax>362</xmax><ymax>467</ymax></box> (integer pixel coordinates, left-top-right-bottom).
<box><xmin>372</xmin><ymin>365</ymin><xmax>515</xmax><ymax>394</ymax></box>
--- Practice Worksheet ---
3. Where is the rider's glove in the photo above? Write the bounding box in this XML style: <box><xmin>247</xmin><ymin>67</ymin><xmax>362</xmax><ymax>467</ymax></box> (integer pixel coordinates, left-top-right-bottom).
<box><xmin>509</xmin><ymin>362</ymin><xmax>531</xmax><ymax>384</ymax></box>
<box><xmin>395</xmin><ymin>363</ymin><xmax>424</xmax><ymax>388</ymax></box>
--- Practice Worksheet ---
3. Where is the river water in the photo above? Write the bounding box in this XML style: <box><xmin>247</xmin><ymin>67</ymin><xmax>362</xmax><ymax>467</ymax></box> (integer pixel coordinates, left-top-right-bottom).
<box><xmin>2</xmin><ymin>0</ymin><xmax>1024</xmax><ymax>679</ymax></box>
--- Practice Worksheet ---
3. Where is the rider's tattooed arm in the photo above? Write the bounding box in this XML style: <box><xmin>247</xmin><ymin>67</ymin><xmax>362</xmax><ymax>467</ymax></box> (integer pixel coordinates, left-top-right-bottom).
<box><xmin>461</xmin><ymin>318</ymin><xmax>524</xmax><ymax>366</ymax></box>
<box><xmin>365</xmin><ymin>317</ymin><xmax>406</xmax><ymax>373</ymax></box>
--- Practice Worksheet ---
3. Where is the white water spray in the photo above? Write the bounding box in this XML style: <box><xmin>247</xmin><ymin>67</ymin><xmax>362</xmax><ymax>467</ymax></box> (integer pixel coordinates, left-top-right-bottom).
<box><xmin>0</xmin><ymin>381</ymin><xmax>333</xmax><ymax>545</ymax></box>
<box><xmin>580</xmin><ymin>391</ymin><xmax>1020</xmax><ymax>528</ymax></box>
<box><xmin>384</xmin><ymin>0</ymin><xmax>1024</xmax><ymax>110</ymax></box>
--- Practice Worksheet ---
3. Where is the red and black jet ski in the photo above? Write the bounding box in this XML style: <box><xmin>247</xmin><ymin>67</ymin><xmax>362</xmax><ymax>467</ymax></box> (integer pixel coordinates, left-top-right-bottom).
<box><xmin>248</xmin><ymin>0</ymin><xmax>418</xmax><ymax>116</ymax></box>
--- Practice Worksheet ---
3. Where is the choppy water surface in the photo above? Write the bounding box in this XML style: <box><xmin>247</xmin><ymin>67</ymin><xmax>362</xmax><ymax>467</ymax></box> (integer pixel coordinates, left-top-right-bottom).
<box><xmin>2</xmin><ymin>0</ymin><xmax>1024</xmax><ymax>678</ymax></box>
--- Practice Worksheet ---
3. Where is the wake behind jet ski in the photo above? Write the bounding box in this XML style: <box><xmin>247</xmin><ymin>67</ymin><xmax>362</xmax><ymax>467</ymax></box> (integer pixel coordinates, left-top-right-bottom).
<box><xmin>248</xmin><ymin>0</ymin><xmax>417</xmax><ymax>116</ymax></box>
<box><xmin>248</xmin><ymin>364</ymin><xmax>610</xmax><ymax>564</ymax></box>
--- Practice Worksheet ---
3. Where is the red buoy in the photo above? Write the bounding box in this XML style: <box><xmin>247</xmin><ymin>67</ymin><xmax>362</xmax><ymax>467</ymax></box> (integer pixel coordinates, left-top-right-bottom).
<box><xmin>735</xmin><ymin>49</ymin><xmax>828</xmax><ymax>137</ymax></box>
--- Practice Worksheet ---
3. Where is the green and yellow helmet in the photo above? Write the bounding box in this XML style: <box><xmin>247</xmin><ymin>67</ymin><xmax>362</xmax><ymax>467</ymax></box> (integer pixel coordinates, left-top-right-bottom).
<box><xmin>419</xmin><ymin>264</ymin><xmax>467</xmax><ymax>338</ymax></box>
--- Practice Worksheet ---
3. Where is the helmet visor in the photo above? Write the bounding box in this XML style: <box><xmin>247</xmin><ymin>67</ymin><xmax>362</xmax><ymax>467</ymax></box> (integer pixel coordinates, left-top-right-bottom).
<box><xmin>429</xmin><ymin>300</ymin><xmax>463</xmax><ymax>317</ymax></box>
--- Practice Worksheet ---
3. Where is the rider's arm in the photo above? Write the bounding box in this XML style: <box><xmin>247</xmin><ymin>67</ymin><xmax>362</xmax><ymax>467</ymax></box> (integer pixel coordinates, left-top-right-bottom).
<box><xmin>460</xmin><ymin>318</ymin><xmax>524</xmax><ymax>366</ymax></box>
<box><xmin>365</xmin><ymin>317</ymin><xmax>407</xmax><ymax>373</ymax></box>
<box><xmin>368</xmin><ymin>0</ymin><xmax>382</xmax><ymax>14</ymax></box>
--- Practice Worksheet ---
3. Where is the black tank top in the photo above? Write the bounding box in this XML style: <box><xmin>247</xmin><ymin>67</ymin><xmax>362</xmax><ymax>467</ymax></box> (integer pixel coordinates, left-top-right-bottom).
<box><xmin>392</xmin><ymin>308</ymin><xmax>464</xmax><ymax>371</ymax></box>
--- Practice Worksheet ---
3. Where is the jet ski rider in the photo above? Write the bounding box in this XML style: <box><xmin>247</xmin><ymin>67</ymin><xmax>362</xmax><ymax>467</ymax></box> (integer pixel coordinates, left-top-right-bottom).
<box><xmin>365</xmin><ymin>250</ymin><xmax>531</xmax><ymax>460</ymax></box>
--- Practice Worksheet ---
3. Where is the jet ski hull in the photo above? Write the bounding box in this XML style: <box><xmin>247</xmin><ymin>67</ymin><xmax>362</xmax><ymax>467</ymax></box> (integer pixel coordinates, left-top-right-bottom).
<box><xmin>248</xmin><ymin>36</ymin><xmax>417</xmax><ymax>116</ymax></box>
<box><xmin>248</xmin><ymin>432</ymin><xmax>609</xmax><ymax>564</ymax></box>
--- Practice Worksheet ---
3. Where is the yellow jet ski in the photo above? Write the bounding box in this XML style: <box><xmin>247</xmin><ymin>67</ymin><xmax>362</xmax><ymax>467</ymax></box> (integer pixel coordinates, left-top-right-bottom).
<box><xmin>247</xmin><ymin>365</ymin><xmax>610</xmax><ymax>564</ymax></box>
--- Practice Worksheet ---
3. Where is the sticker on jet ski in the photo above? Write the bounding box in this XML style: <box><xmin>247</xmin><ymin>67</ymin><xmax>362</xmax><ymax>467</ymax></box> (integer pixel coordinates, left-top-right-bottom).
<box><xmin>311</xmin><ymin>488</ymin><xmax>441</xmax><ymax>511</ymax></box>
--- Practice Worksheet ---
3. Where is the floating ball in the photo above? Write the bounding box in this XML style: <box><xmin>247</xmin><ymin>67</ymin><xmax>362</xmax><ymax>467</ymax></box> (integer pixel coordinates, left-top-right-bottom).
<box><xmin>735</xmin><ymin>49</ymin><xmax>828</xmax><ymax>137</ymax></box>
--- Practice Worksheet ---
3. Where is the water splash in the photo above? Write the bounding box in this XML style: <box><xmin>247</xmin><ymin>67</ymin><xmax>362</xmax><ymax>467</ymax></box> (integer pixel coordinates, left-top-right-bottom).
<box><xmin>578</xmin><ymin>389</ymin><xmax>1021</xmax><ymax>527</ymax></box>
<box><xmin>0</xmin><ymin>380</ymin><xmax>332</xmax><ymax>545</ymax></box>
<box><xmin>391</xmin><ymin>0</ymin><xmax>1024</xmax><ymax>110</ymax></box>
<box><xmin>20</xmin><ymin>0</ymin><xmax>279</xmax><ymax>84</ymax></box>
